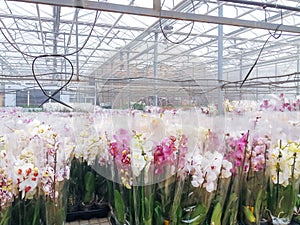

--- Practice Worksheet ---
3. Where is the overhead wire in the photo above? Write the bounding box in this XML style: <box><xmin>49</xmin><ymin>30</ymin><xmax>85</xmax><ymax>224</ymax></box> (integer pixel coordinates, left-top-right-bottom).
<box><xmin>4</xmin><ymin>70</ymin><xmax>293</xmax><ymax>101</ymax></box>
<box><xmin>159</xmin><ymin>0</ymin><xmax>195</xmax><ymax>44</ymax></box>
<box><xmin>0</xmin><ymin>7</ymin><xmax>99</xmax><ymax>58</ymax></box>
<box><xmin>32</xmin><ymin>54</ymin><xmax>74</xmax><ymax>108</ymax></box>
<box><xmin>240</xmin><ymin>6</ymin><xmax>283</xmax><ymax>87</ymax></box>
<box><xmin>0</xmin><ymin>1</ymin><xmax>100</xmax><ymax>108</ymax></box>
<box><xmin>97</xmin><ymin>72</ymin><xmax>300</xmax><ymax>96</ymax></box>
<box><xmin>1</xmin><ymin>1</ymin><xmax>298</xmax><ymax>106</ymax></box>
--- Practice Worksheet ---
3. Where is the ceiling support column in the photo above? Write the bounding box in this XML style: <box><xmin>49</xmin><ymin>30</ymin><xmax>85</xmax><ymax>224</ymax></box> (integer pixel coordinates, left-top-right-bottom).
<box><xmin>153</xmin><ymin>0</ymin><xmax>161</xmax><ymax>12</ymax></box>
<box><xmin>153</xmin><ymin>32</ymin><xmax>158</xmax><ymax>107</ymax></box>
<box><xmin>75</xmin><ymin>9</ymin><xmax>80</xmax><ymax>81</ymax></box>
<box><xmin>217</xmin><ymin>4</ymin><xmax>223</xmax><ymax>115</ymax></box>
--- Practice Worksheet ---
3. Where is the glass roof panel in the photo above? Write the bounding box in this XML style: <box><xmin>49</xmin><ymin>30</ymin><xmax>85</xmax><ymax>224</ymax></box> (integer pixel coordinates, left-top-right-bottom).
<box><xmin>0</xmin><ymin>0</ymin><xmax>300</xmax><ymax>105</ymax></box>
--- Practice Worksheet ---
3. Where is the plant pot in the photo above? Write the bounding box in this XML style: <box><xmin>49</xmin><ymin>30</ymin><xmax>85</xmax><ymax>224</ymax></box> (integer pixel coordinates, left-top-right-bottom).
<box><xmin>66</xmin><ymin>203</ymin><xmax>109</xmax><ymax>222</ymax></box>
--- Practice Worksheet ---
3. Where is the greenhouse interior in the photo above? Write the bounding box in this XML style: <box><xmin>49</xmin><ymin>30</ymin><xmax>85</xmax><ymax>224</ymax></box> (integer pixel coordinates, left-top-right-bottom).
<box><xmin>1</xmin><ymin>0</ymin><xmax>300</xmax><ymax>225</ymax></box>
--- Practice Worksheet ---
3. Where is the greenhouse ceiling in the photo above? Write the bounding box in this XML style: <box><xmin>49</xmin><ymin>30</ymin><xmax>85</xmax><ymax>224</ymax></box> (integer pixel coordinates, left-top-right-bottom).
<box><xmin>0</xmin><ymin>0</ymin><xmax>300</xmax><ymax>103</ymax></box>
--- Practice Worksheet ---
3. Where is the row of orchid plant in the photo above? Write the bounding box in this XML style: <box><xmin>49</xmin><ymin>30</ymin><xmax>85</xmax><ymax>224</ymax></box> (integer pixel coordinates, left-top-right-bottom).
<box><xmin>76</xmin><ymin>109</ymin><xmax>300</xmax><ymax>225</ymax></box>
<box><xmin>0</xmin><ymin>112</ymin><xmax>74</xmax><ymax>224</ymax></box>
<box><xmin>1</xmin><ymin>96</ymin><xmax>300</xmax><ymax>224</ymax></box>
<box><xmin>223</xmin><ymin>93</ymin><xmax>300</xmax><ymax>114</ymax></box>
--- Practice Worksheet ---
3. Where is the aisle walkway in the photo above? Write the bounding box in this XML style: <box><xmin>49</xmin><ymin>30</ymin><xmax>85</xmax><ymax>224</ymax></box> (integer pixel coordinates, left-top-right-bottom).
<box><xmin>66</xmin><ymin>217</ymin><xmax>111</xmax><ymax>225</ymax></box>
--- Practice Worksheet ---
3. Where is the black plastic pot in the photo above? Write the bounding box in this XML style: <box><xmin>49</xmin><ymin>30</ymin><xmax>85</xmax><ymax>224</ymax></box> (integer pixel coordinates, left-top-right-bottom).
<box><xmin>66</xmin><ymin>203</ymin><xmax>109</xmax><ymax>222</ymax></box>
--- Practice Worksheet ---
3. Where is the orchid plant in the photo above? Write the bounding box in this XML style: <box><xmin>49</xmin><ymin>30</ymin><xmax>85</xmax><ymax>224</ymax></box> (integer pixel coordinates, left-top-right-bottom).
<box><xmin>265</xmin><ymin>140</ymin><xmax>300</xmax><ymax>224</ymax></box>
<box><xmin>0</xmin><ymin>113</ymin><xmax>74</xmax><ymax>225</ymax></box>
<box><xmin>1</xmin><ymin>103</ymin><xmax>300</xmax><ymax>225</ymax></box>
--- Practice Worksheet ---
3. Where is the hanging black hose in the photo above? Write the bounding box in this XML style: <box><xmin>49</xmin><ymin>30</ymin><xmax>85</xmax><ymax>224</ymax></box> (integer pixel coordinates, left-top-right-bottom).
<box><xmin>32</xmin><ymin>54</ymin><xmax>74</xmax><ymax>109</ymax></box>
<box><xmin>240</xmin><ymin>8</ymin><xmax>283</xmax><ymax>88</ymax></box>
<box><xmin>0</xmin><ymin>5</ymin><xmax>100</xmax><ymax>108</ymax></box>
<box><xmin>159</xmin><ymin>0</ymin><xmax>195</xmax><ymax>44</ymax></box>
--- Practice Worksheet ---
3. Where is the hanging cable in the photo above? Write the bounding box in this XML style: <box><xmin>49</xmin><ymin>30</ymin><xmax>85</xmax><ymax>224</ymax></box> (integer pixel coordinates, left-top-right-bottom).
<box><xmin>159</xmin><ymin>0</ymin><xmax>195</xmax><ymax>44</ymax></box>
<box><xmin>0</xmin><ymin>2</ymin><xmax>100</xmax><ymax>108</ymax></box>
<box><xmin>0</xmin><ymin>10</ymin><xmax>99</xmax><ymax>58</ymax></box>
<box><xmin>265</xmin><ymin>5</ymin><xmax>283</xmax><ymax>39</ymax></box>
<box><xmin>240</xmin><ymin>7</ymin><xmax>283</xmax><ymax>88</ymax></box>
<box><xmin>32</xmin><ymin>54</ymin><xmax>74</xmax><ymax>109</ymax></box>
<box><xmin>65</xmin><ymin>10</ymin><xmax>100</xmax><ymax>56</ymax></box>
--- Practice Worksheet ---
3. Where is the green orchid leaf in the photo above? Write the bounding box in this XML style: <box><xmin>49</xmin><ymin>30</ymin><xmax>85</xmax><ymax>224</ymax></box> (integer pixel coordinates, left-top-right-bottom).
<box><xmin>154</xmin><ymin>201</ymin><xmax>164</xmax><ymax>225</ymax></box>
<box><xmin>83</xmin><ymin>192</ymin><xmax>94</xmax><ymax>204</ymax></box>
<box><xmin>296</xmin><ymin>194</ymin><xmax>300</xmax><ymax>207</ymax></box>
<box><xmin>222</xmin><ymin>192</ymin><xmax>238</xmax><ymax>225</ymax></box>
<box><xmin>279</xmin><ymin>184</ymin><xmax>296</xmax><ymax>217</ymax></box>
<box><xmin>145</xmin><ymin>194</ymin><xmax>154</xmax><ymax>220</ymax></box>
<box><xmin>242</xmin><ymin>206</ymin><xmax>256</xmax><ymax>223</ymax></box>
<box><xmin>255</xmin><ymin>189</ymin><xmax>263</xmax><ymax>223</ymax></box>
<box><xmin>114</xmin><ymin>189</ymin><xmax>125</xmax><ymax>224</ymax></box>
<box><xmin>182</xmin><ymin>203</ymin><xmax>207</xmax><ymax>225</ymax></box>
<box><xmin>32</xmin><ymin>201</ymin><xmax>40</xmax><ymax>225</ymax></box>
<box><xmin>0</xmin><ymin>207</ymin><xmax>11</xmax><ymax>225</ymax></box>
<box><xmin>84</xmin><ymin>171</ymin><xmax>95</xmax><ymax>193</ymax></box>
<box><xmin>211</xmin><ymin>202</ymin><xmax>222</xmax><ymax>225</ymax></box>
<box><xmin>83</xmin><ymin>171</ymin><xmax>95</xmax><ymax>203</ymax></box>
<box><xmin>176</xmin><ymin>205</ymin><xmax>183</xmax><ymax>224</ymax></box>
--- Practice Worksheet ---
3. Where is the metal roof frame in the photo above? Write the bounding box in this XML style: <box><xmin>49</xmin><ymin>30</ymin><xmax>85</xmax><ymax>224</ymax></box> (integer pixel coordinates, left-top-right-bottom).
<box><xmin>0</xmin><ymin>0</ymin><xmax>300</xmax><ymax>107</ymax></box>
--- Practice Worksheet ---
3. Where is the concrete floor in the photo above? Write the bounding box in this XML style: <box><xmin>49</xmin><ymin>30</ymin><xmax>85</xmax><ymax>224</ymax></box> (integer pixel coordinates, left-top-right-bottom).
<box><xmin>65</xmin><ymin>217</ymin><xmax>111</xmax><ymax>225</ymax></box>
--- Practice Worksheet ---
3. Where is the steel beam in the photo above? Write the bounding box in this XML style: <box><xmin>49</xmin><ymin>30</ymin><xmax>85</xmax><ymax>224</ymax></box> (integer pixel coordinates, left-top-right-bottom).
<box><xmin>65</xmin><ymin>9</ymin><xmax>79</xmax><ymax>53</ymax></box>
<box><xmin>220</xmin><ymin>0</ymin><xmax>300</xmax><ymax>13</ymax></box>
<box><xmin>80</xmin><ymin>0</ymin><xmax>135</xmax><ymax>71</ymax></box>
<box><xmin>36</xmin><ymin>5</ymin><xmax>46</xmax><ymax>54</ymax></box>
<box><xmin>0</xmin><ymin>56</ymin><xmax>20</xmax><ymax>75</ymax></box>
<box><xmin>0</xmin><ymin>13</ymin><xmax>148</xmax><ymax>32</ymax></box>
<box><xmin>7</xmin><ymin>0</ymin><xmax>300</xmax><ymax>33</ymax></box>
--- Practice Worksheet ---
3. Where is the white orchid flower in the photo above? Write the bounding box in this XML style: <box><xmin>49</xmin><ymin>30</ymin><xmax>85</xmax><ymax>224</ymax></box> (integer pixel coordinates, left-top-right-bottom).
<box><xmin>130</xmin><ymin>135</ymin><xmax>153</xmax><ymax>178</ymax></box>
<box><xmin>13</xmin><ymin>162</ymin><xmax>39</xmax><ymax>199</ymax></box>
